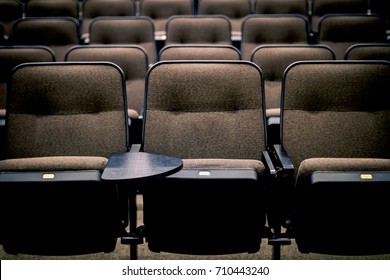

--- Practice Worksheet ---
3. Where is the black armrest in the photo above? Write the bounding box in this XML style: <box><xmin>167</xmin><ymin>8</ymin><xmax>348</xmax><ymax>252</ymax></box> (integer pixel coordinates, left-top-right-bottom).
<box><xmin>273</xmin><ymin>144</ymin><xmax>294</xmax><ymax>172</ymax></box>
<box><xmin>267</xmin><ymin>145</ymin><xmax>295</xmax><ymax>236</ymax></box>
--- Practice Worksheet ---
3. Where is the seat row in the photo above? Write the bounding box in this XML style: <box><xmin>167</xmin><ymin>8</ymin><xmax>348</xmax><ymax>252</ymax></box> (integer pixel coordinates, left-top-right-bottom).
<box><xmin>1</xmin><ymin>42</ymin><xmax>389</xmax><ymax>151</ymax></box>
<box><xmin>1</xmin><ymin>13</ymin><xmax>388</xmax><ymax>63</ymax></box>
<box><xmin>0</xmin><ymin>59</ymin><xmax>389</xmax><ymax>259</ymax></box>
<box><xmin>1</xmin><ymin>0</ymin><xmax>390</xmax><ymax>44</ymax></box>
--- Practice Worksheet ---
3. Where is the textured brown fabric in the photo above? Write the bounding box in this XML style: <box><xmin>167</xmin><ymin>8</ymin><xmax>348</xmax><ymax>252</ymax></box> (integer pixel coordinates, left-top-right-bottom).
<box><xmin>311</xmin><ymin>0</ymin><xmax>369</xmax><ymax>34</ymax></box>
<box><xmin>159</xmin><ymin>44</ymin><xmax>241</xmax><ymax>60</ymax></box>
<box><xmin>140</xmin><ymin>0</ymin><xmax>193</xmax><ymax>35</ymax></box>
<box><xmin>251</xmin><ymin>44</ymin><xmax>335</xmax><ymax>112</ymax></box>
<box><xmin>241</xmin><ymin>14</ymin><xmax>308</xmax><ymax>60</ymax></box>
<box><xmin>255</xmin><ymin>0</ymin><xmax>308</xmax><ymax>14</ymax></box>
<box><xmin>6</xmin><ymin>63</ymin><xmax>128</xmax><ymax>159</ymax></box>
<box><xmin>25</xmin><ymin>0</ymin><xmax>80</xmax><ymax>18</ymax></box>
<box><xmin>89</xmin><ymin>17</ymin><xmax>156</xmax><ymax>64</ymax></box>
<box><xmin>165</xmin><ymin>15</ymin><xmax>232</xmax><ymax>45</ymax></box>
<box><xmin>65</xmin><ymin>45</ymin><xmax>148</xmax><ymax>118</ymax></box>
<box><xmin>0</xmin><ymin>156</ymin><xmax>108</xmax><ymax>171</ymax></box>
<box><xmin>11</xmin><ymin>17</ymin><xmax>80</xmax><ymax>61</ymax></box>
<box><xmin>345</xmin><ymin>43</ymin><xmax>390</xmax><ymax>61</ymax></box>
<box><xmin>183</xmin><ymin>158</ymin><xmax>265</xmax><ymax>174</ymax></box>
<box><xmin>143</xmin><ymin>61</ymin><xmax>265</xmax><ymax>160</ymax></box>
<box><xmin>81</xmin><ymin>0</ymin><xmax>136</xmax><ymax>38</ymax></box>
<box><xmin>0</xmin><ymin>46</ymin><xmax>55</xmax><ymax>114</ymax></box>
<box><xmin>282</xmin><ymin>61</ymin><xmax>390</xmax><ymax>170</ymax></box>
<box><xmin>297</xmin><ymin>158</ymin><xmax>390</xmax><ymax>180</ymax></box>
<box><xmin>318</xmin><ymin>14</ymin><xmax>387</xmax><ymax>59</ymax></box>
<box><xmin>197</xmin><ymin>0</ymin><xmax>251</xmax><ymax>35</ymax></box>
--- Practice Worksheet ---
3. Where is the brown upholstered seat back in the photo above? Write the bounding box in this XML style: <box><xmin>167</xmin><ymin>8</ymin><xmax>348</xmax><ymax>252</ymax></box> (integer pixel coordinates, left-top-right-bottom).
<box><xmin>241</xmin><ymin>14</ymin><xmax>309</xmax><ymax>60</ymax></box>
<box><xmin>159</xmin><ymin>44</ymin><xmax>241</xmax><ymax>60</ymax></box>
<box><xmin>0</xmin><ymin>46</ymin><xmax>55</xmax><ymax>117</ymax></box>
<box><xmin>251</xmin><ymin>44</ymin><xmax>335</xmax><ymax>111</ymax></box>
<box><xmin>81</xmin><ymin>0</ymin><xmax>136</xmax><ymax>40</ymax></box>
<box><xmin>140</xmin><ymin>0</ymin><xmax>193</xmax><ymax>38</ymax></box>
<box><xmin>143</xmin><ymin>61</ymin><xmax>266</xmax><ymax>160</ymax></box>
<box><xmin>6</xmin><ymin>62</ymin><xmax>128</xmax><ymax>159</ymax></box>
<box><xmin>165</xmin><ymin>15</ymin><xmax>232</xmax><ymax>45</ymax></box>
<box><xmin>318</xmin><ymin>14</ymin><xmax>387</xmax><ymax>59</ymax></box>
<box><xmin>89</xmin><ymin>16</ymin><xmax>157</xmax><ymax>64</ymax></box>
<box><xmin>25</xmin><ymin>0</ymin><xmax>80</xmax><ymax>18</ymax></box>
<box><xmin>65</xmin><ymin>45</ymin><xmax>148</xmax><ymax>119</ymax></box>
<box><xmin>311</xmin><ymin>0</ymin><xmax>368</xmax><ymax>34</ymax></box>
<box><xmin>197</xmin><ymin>0</ymin><xmax>252</xmax><ymax>37</ymax></box>
<box><xmin>345</xmin><ymin>43</ymin><xmax>390</xmax><ymax>61</ymax></box>
<box><xmin>281</xmin><ymin>61</ymin><xmax>390</xmax><ymax>170</ymax></box>
<box><xmin>10</xmin><ymin>17</ymin><xmax>80</xmax><ymax>61</ymax></box>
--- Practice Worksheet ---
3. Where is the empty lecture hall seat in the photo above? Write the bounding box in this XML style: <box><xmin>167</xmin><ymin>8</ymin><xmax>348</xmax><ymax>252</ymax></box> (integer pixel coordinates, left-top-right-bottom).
<box><xmin>159</xmin><ymin>44</ymin><xmax>241</xmax><ymax>60</ymax></box>
<box><xmin>240</xmin><ymin>14</ymin><xmax>309</xmax><ymax>60</ymax></box>
<box><xmin>24</xmin><ymin>0</ymin><xmax>81</xmax><ymax>19</ymax></box>
<box><xmin>165</xmin><ymin>15</ymin><xmax>232</xmax><ymax>46</ymax></box>
<box><xmin>344</xmin><ymin>43</ymin><xmax>390</xmax><ymax>60</ymax></box>
<box><xmin>0</xmin><ymin>46</ymin><xmax>55</xmax><ymax>119</ymax></box>
<box><xmin>10</xmin><ymin>17</ymin><xmax>80</xmax><ymax>61</ymax></box>
<box><xmin>197</xmin><ymin>0</ymin><xmax>252</xmax><ymax>43</ymax></box>
<box><xmin>276</xmin><ymin>60</ymin><xmax>390</xmax><ymax>255</ymax></box>
<box><xmin>139</xmin><ymin>0</ymin><xmax>194</xmax><ymax>42</ymax></box>
<box><xmin>310</xmin><ymin>0</ymin><xmax>368</xmax><ymax>36</ymax></box>
<box><xmin>80</xmin><ymin>0</ymin><xmax>136</xmax><ymax>43</ymax></box>
<box><xmin>250</xmin><ymin>44</ymin><xmax>335</xmax><ymax>145</ymax></box>
<box><xmin>88</xmin><ymin>16</ymin><xmax>157</xmax><ymax>65</ymax></box>
<box><xmin>0</xmin><ymin>62</ymin><xmax>129</xmax><ymax>255</ymax></box>
<box><xmin>317</xmin><ymin>13</ymin><xmax>387</xmax><ymax>59</ymax></box>
<box><xmin>139</xmin><ymin>60</ymin><xmax>276</xmax><ymax>256</ymax></box>
<box><xmin>65</xmin><ymin>44</ymin><xmax>149</xmax><ymax>144</ymax></box>
<box><xmin>0</xmin><ymin>46</ymin><xmax>55</xmax><ymax>158</ymax></box>
<box><xmin>254</xmin><ymin>0</ymin><xmax>309</xmax><ymax>40</ymax></box>
<box><xmin>254</xmin><ymin>0</ymin><xmax>307</xmax><ymax>14</ymax></box>
<box><xmin>0</xmin><ymin>0</ymin><xmax>24</xmax><ymax>41</ymax></box>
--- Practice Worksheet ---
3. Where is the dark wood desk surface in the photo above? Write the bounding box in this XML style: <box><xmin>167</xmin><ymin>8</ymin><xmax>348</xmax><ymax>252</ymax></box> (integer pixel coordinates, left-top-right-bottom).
<box><xmin>101</xmin><ymin>152</ymin><xmax>183</xmax><ymax>181</ymax></box>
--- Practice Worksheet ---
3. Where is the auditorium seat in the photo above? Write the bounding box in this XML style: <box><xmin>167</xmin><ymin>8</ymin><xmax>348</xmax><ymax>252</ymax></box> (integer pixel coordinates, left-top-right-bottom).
<box><xmin>0</xmin><ymin>62</ymin><xmax>129</xmax><ymax>255</ymax></box>
<box><xmin>344</xmin><ymin>43</ymin><xmax>390</xmax><ymax>60</ymax></box>
<box><xmin>310</xmin><ymin>0</ymin><xmax>368</xmax><ymax>36</ymax></box>
<box><xmin>158</xmin><ymin>44</ymin><xmax>241</xmax><ymax>60</ymax></box>
<box><xmin>317</xmin><ymin>13</ymin><xmax>387</xmax><ymax>59</ymax></box>
<box><xmin>0</xmin><ymin>46</ymin><xmax>56</xmax><ymax>159</ymax></box>
<box><xmin>0</xmin><ymin>45</ymin><xmax>55</xmax><ymax>120</ymax></box>
<box><xmin>10</xmin><ymin>17</ymin><xmax>80</xmax><ymax>61</ymax></box>
<box><xmin>65</xmin><ymin>44</ymin><xmax>149</xmax><ymax>144</ymax></box>
<box><xmin>254</xmin><ymin>0</ymin><xmax>308</xmax><ymax>18</ymax></box>
<box><xmin>24</xmin><ymin>0</ymin><xmax>81</xmax><ymax>19</ymax></box>
<box><xmin>241</xmin><ymin>14</ymin><xmax>309</xmax><ymax>60</ymax></box>
<box><xmin>250</xmin><ymin>44</ymin><xmax>335</xmax><ymax>145</ymax></box>
<box><xmin>80</xmin><ymin>0</ymin><xmax>136</xmax><ymax>43</ymax></box>
<box><xmin>165</xmin><ymin>15</ymin><xmax>232</xmax><ymax>46</ymax></box>
<box><xmin>88</xmin><ymin>16</ymin><xmax>157</xmax><ymax>65</ymax></box>
<box><xmin>276</xmin><ymin>60</ymin><xmax>390</xmax><ymax>255</ymax></box>
<box><xmin>197</xmin><ymin>0</ymin><xmax>252</xmax><ymax>42</ymax></box>
<box><xmin>139</xmin><ymin>0</ymin><xmax>194</xmax><ymax>42</ymax></box>
<box><xmin>139</xmin><ymin>60</ymin><xmax>276</xmax><ymax>256</ymax></box>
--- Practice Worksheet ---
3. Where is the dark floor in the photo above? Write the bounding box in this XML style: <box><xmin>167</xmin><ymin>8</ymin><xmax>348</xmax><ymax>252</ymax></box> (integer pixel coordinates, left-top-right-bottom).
<box><xmin>1</xmin><ymin>195</ymin><xmax>390</xmax><ymax>260</ymax></box>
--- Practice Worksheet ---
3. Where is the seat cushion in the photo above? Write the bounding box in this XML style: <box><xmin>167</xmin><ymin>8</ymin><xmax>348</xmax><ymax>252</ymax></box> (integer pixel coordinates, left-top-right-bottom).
<box><xmin>0</xmin><ymin>156</ymin><xmax>108</xmax><ymax>172</ymax></box>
